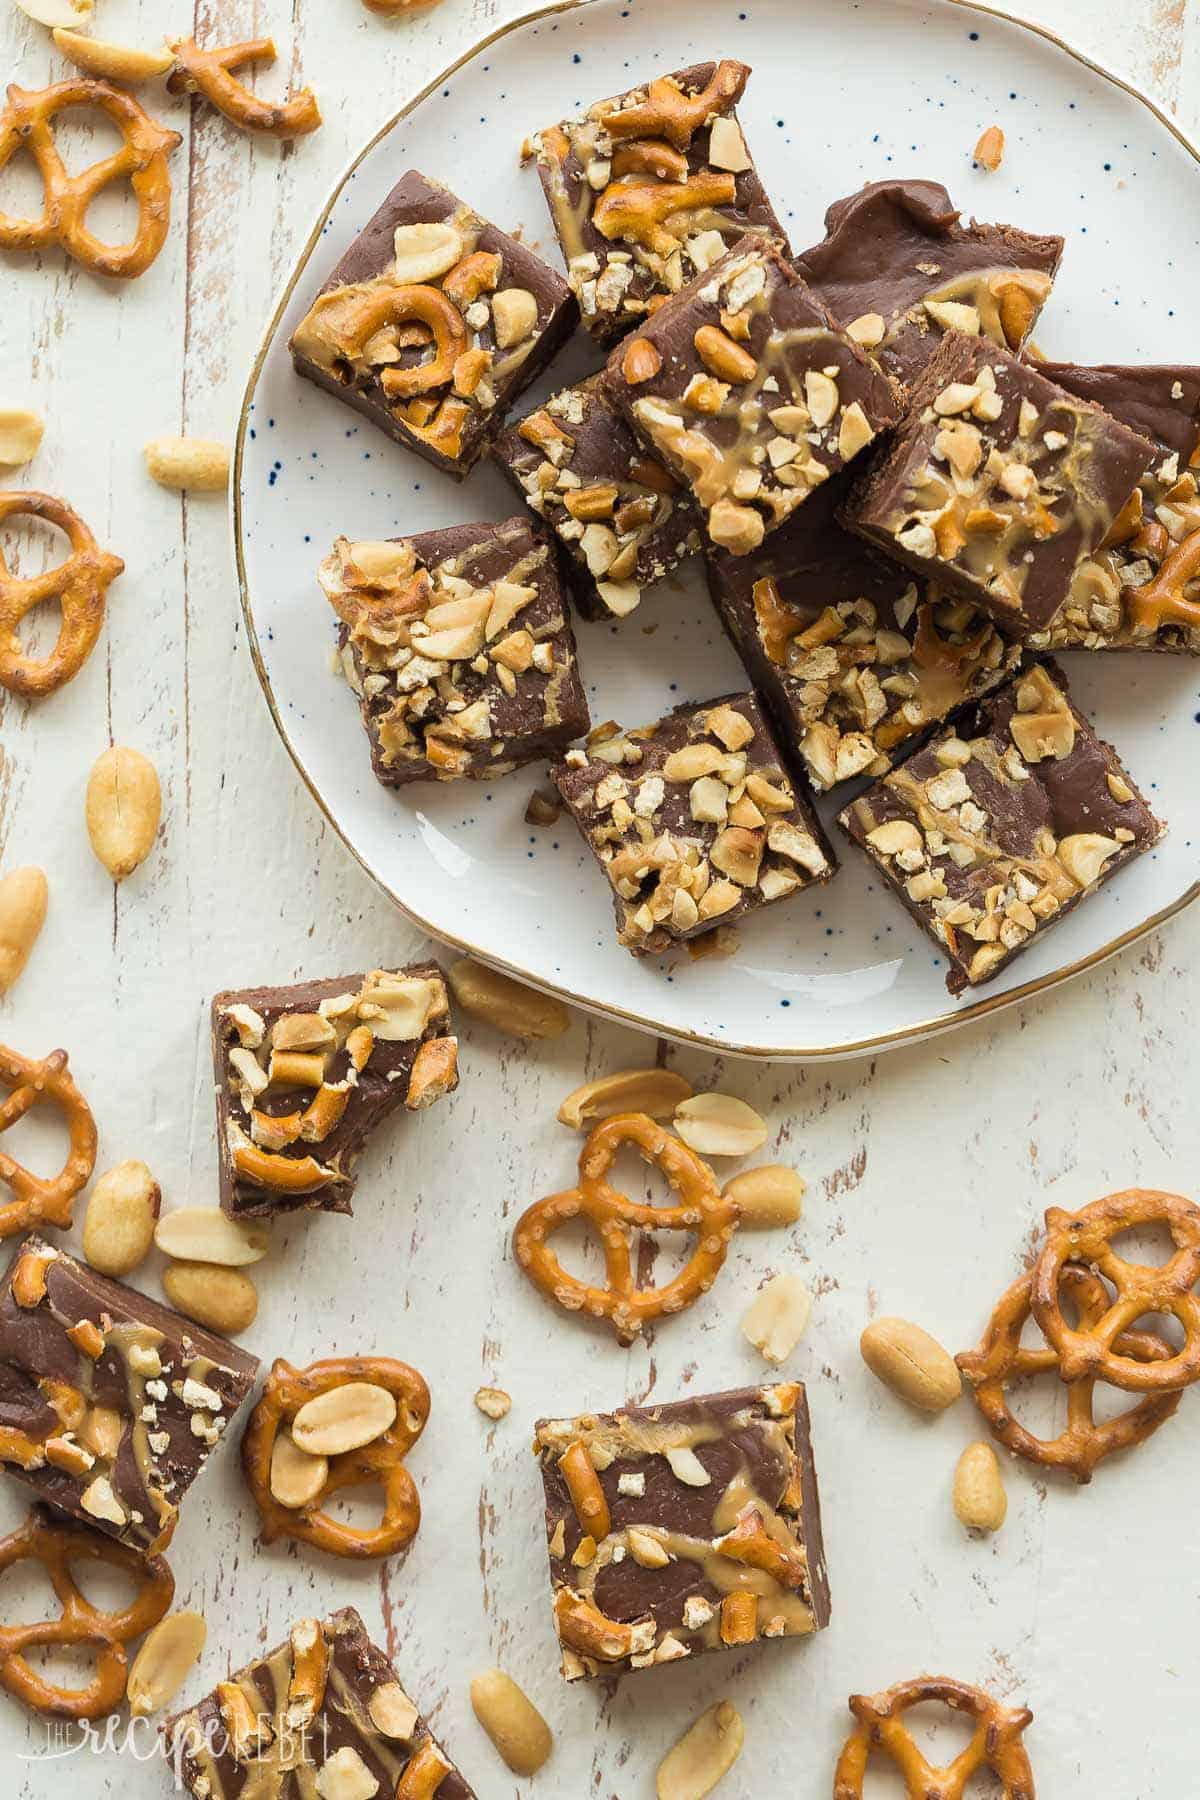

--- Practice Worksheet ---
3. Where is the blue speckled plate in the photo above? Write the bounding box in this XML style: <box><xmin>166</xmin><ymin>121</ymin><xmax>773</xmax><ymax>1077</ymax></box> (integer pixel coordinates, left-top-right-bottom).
<box><xmin>234</xmin><ymin>0</ymin><xmax>1199</xmax><ymax>1058</ymax></box>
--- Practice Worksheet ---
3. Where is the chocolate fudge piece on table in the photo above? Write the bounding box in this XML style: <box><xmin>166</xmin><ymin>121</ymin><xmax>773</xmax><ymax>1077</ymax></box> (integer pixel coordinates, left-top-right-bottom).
<box><xmin>838</xmin><ymin>660</ymin><xmax>1165</xmax><ymax>994</ymax></box>
<box><xmin>605</xmin><ymin>236</ymin><xmax>902</xmax><ymax>556</ymax></box>
<box><xmin>845</xmin><ymin>330</ymin><xmax>1158</xmax><ymax>638</ymax></box>
<box><xmin>1028</xmin><ymin>361</ymin><xmax>1200</xmax><ymax>655</ymax></box>
<box><xmin>290</xmin><ymin>170</ymin><xmax>577</xmax><ymax>478</ymax></box>
<box><xmin>533</xmin><ymin>1381</ymin><xmax>829</xmax><ymax>1680</ymax></box>
<box><xmin>213</xmin><ymin>964</ymin><xmax>457</xmax><ymax>1222</ymax></box>
<box><xmin>706</xmin><ymin>471</ymin><xmax>1019</xmax><ymax>792</ymax></box>
<box><xmin>492</xmin><ymin>375</ymin><xmax>702</xmax><ymax>621</ymax></box>
<box><xmin>0</xmin><ymin>1237</ymin><xmax>258</xmax><ymax>1553</ymax></box>
<box><xmin>320</xmin><ymin>518</ymin><xmax>590</xmax><ymax>784</ymax></box>
<box><xmin>167</xmin><ymin>1607</ymin><xmax>477</xmax><ymax>1799</ymax></box>
<box><xmin>794</xmin><ymin>179</ymin><xmax>1063</xmax><ymax>385</ymax></box>
<box><xmin>524</xmin><ymin>59</ymin><xmax>787</xmax><ymax>344</ymax></box>
<box><xmin>551</xmin><ymin>692</ymin><xmax>835</xmax><ymax>956</ymax></box>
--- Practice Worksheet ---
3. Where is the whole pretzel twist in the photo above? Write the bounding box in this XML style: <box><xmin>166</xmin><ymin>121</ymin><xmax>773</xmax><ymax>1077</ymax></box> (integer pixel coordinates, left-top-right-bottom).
<box><xmin>957</xmin><ymin>1264</ymin><xmax>1181</xmax><ymax>1482</ymax></box>
<box><xmin>242</xmin><ymin>1355</ymin><xmax>430</xmax><ymax>1559</ymax></box>
<box><xmin>833</xmin><ymin>1675</ymin><xmax>1036</xmax><ymax>1799</ymax></box>
<box><xmin>599</xmin><ymin>60</ymin><xmax>749</xmax><ymax>150</ymax></box>
<box><xmin>0</xmin><ymin>1506</ymin><xmax>173</xmax><ymax>1719</ymax></box>
<box><xmin>0</xmin><ymin>79</ymin><xmax>181</xmax><ymax>278</ymax></box>
<box><xmin>1123</xmin><ymin>527</ymin><xmax>1200</xmax><ymax>632</ymax></box>
<box><xmin>1032</xmin><ymin>1188</ymin><xmax>1200</xmax><ymax>1392</ymax></box>
<box><xmin>167</xmin><ymin>39</ymin><xmax>322</xmax><ymax>140</ymax></box>
<box><xmin>0</xmin><ymin>1045</ymin><xmax>97</xmax><ymax>1238</ymax></box>
<box><xmin>0</xmin><ymin>492</ymin><xmax>124</xmax><ymax>698</ymax></box>
<box><xmin>512</xmin><ymin>1111</ymin><xmax>738</xmax><ymax>1343</ymax></box>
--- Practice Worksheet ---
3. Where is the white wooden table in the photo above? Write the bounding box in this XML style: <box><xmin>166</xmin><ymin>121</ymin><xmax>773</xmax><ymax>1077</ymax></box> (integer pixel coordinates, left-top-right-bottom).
<box><xmin>1</xmin><ymin>1</ymin><xmax>1197</xmax><ymax>1794</ymax></box>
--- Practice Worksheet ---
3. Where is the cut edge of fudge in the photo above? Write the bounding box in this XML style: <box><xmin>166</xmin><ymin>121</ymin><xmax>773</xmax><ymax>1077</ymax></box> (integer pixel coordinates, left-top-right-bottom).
<box><xmin>290</xmin><ymin>168</ymin><xmax>578</xmax><ymax>478</ymax></box>
<box><xmin>837</xmin><ymin>656</ymin><xmax>1166</xmax><ymax>995</ymax></box>
<box><xmin>212</xmin><ymin>963</ymin><xmax>458</xmax><ymax>1221</ymax></box>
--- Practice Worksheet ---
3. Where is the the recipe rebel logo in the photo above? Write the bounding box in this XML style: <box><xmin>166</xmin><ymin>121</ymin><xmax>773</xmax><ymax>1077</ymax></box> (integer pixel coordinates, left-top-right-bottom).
<box><xmin>18</xmin><ymin>1708</ymin><xmax>332</xmax><ymax>1779</ymax></box>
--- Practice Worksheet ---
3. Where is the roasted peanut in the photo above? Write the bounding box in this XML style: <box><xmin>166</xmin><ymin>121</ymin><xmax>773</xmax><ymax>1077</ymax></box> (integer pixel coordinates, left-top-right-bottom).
<box><xmin>657</xmin><ymin>1699</ymin><xmax>744</xmax><ymax>1799</ymax></box>
<box><xmin>52</xmin><ymin>29</ymin><xmax>174</xmax><ymax>81</ymax></box>
<box><xmin>0</xmin><ymin>408</ymin><xmax>44</xmax><ymax>467</ymax></box>
<box><xmin>144</xmin><ymin>436</ymin><xmax>230</xmax><ymax>493</ymax></box>
<box><xmin>861</xmin><ymin>1316</ymin><xmax>962</xmax><ymax>1412</ymax></box>
<box><xmin>621</xmin><ymin>337</ymin><xmax>662</xmax><ymax>384</ymax></box>
<box><xmin>153</xmin><ymin>1207</ymin><xmax>268</xmax><ymax>1267</ymax></box>
<box><xmin>291</xmin><ymin>1382</ymin><xmax>397</xmax><ymax>1456</ymax></box>
<box><xmin>127</xmin><ymin>1611</ymin><xmax>207</xmax><ymax>1716</ymax></box>
<box><xmin>474</xmin><ymin>1386</ymin><xmax>512</xmax><ymax>1420</ymax></box>
<box><xmin>447</xmin><ymin>958</ymin><xmax>569</xmax><ymax>1040</ymax></box>
<box><xmin>673</xmin><ymin>1092</ymin><xmax>768</xmax><ymax>1158</ymax></box>
<box><xmin>85</xmin><ymin>746</ymin><xmax>161</xmax><ymax>880</ymax></box>
<box><xmin>722</xmin><ymin>1164</ymin><xmax>804</xmax><ymax>1227</ymax></box>
<box><xmin>162</xmin><ymin>1261</ymin><xmax>258</xmax><ymax>1335</ymax></box>
<box><xmin>558</xmin><ymin>1067</ymin><xmax>693</xmax><ymax>1128</ymax></box>
<box><xmin>973</xmin><ymin>124</ymin><xmax>1005</xmax><ymax>171</ymax></box>
<box><xmin>953</xmin><ymin>1441</ymin><xmax>1007</xmax><ymax>1532</ymax></box>
<box><xmin>269</xmin><ymin>1431</ymin><xmax>328</xmax><ymax>1509</ymax></box>
<box><xmin>469</xmin><ymin>1668</ymin><xmax>553</xmax><ymax>1775</ymax></box>
<box><xmin>0</xmin><ymin>865</ymin><xmax>48</xmax><ymax>994</ymax></box>
<box><xmin>740</xmin><ymin>1274</ymin><xmax>811</xmax><ymax>1364</ymax></box>
<box><xmin>82</xmin><ymin>1159</ymin><xmax>160</xmax><ymax>1276</ymax></box>
<box><xmin>14</xmin><ymin>0</ymin><xmax>91</xmax><ymax>24</ymax></box>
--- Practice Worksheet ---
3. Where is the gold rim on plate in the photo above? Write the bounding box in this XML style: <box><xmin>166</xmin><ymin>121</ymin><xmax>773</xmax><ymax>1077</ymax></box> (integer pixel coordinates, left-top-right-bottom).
<box><xmin>231</xmin><ymin>0</ymin><xmax>1200</xmax><ymax>1061</ymax></box>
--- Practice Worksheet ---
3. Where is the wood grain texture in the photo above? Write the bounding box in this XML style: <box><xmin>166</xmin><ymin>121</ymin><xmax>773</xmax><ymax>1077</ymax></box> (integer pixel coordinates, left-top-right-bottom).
<box><xmin>0</xmin><ymin>2</ymin><xmax>1196</xmax><ymax>1795</ymax></box>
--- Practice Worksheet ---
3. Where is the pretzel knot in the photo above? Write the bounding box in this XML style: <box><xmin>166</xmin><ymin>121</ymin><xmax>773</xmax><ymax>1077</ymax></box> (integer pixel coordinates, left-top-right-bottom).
<box><xmin>833</xmin><ymin>1675</ymin><xmax>1036</xmax><ymax>1800</ymax></box>
<box><xmin>599</xmin><ymin>59</ymin><xmax>749</xmax><ymax>150</ymax></box>
<box><xmin>1032</xmin><ymin>1188</ymin><xmax>1200</xmax><ymax>1392</ymax></box>
<box><xmin>0</xmin><ymin>1505</ymin><xmax>173</xmax><ymax>1719</ymax></box>
<box><xmin>957</xmin><ymin>1265</ymin><xmax>1181</xmax><ymax>1483</ymax></box>
<box><xmin>0</xmin><ymin>79</ymin><xmax>181</xmax><ymax>279</ymax></box>
<box><xmin>1123</xmin><ymin>527</ymin><xmax>1200</xmax><ymax>633</ymax></box>
<box><xmin>593</xmin><ymin>172</ymin><xmax>737</xmax><ymax>256</ymax></box>
<box><xmin>513</xmin><ymin>1111</ymin><xmax>738</xmax><ymax>1343</ymax></box>
<box><xmin>0</xmin><ymin>492</ymin><xmax>124</xmax><ymax>698</ymax></box>
<box><xmin>242</xmin><ymin>1355</ymin><xmax>430</xmax><ymax>1559</ymax></box>
<box><xmin>167</xmin><ymin>39</ymin><xmax>322</xmax><ymax>140</ymax></box>
<box><xmin>0</xmin><ymin>1044</ymin><xmax>97</xmax><ymax>1239</ymax></box>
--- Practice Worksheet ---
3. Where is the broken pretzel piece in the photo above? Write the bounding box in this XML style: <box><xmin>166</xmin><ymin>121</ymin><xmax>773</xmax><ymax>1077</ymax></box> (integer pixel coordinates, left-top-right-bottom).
<box><xmin>167</xmin><ymin>38</ymin><xmax>321</xmax><ymax>139</ymax></box>
<box><xmin>834</xmin><ymin>1674</ymin><xmax>1036</xmax><ymax>1799</ymax></box>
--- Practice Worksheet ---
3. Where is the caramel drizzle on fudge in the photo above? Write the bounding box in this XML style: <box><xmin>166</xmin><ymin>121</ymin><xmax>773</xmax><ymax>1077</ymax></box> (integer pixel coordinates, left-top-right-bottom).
<box><xmin>536</xmin><ymin>1384</ymin><xmax>817</xmax><ymax>1680</ymax></box>
<box><xmin>322</xmin><ymin>532</ymin><xmax>569</xmax><ymax>778</ymax></box>
<box><xmin>292</xmin><ymin>200</ymin><xmax>548</xmax><ymax>463</ymax></box>
<box><xmin>220</xmin><ymin>970</ymin><xmax>454</xmax><ymax>1198</ymax></box>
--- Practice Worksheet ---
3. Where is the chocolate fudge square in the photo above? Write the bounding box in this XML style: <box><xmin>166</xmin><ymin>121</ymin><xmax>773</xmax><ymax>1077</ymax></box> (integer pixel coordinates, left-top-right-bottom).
<box><xmin>534</xmin><ymin>1381</ymin><xmax>829</xmax><ymax>1681</ymax></box>
<box><xmin>213</xmin><ymin>964</ymin><xmax>457</xmax><ymax>1222</ymax></box>
<box><xmin>0</xmin><ymin>1237</ymin><xmax>258</xmax><ymax>1554</ymax></box>
<box><xmin>838</xmin><ymin>660</ymin><xmax>1165</xmax><ymax>994</ymax></box>
<box><xmin>794</xmin><ymin>179</ymin><xmax>1063</xmax><ymax>386</ymax></box>
<box><xmin>290</xmin><ymin>169</ymin><xmax>577</xmax><ymax>477</ymax></box>
<box><xmin>492</xmin><ymin>375</ymin><xmax>702</xmax><ymax>620</ymax></box>
<box><xmin>551</xmin><ymin>692</ymin><xmax>835</xmax><ymax>956</ymax></box>
<box><xmin>1028</xmin><ymin>361</ymin><xmax>1200</xmax><ymax>655</ymax></box>
<box><xmin>321</xmin><ymin>517</ymin><xmax>590</xmax><ymax>784</ymax></box>
<box><xmin>706</xmin><ymin>471</ymin><xmax>1019</xmax><ymax>792</ymax></box>
<box><xmin>605</xmin><ymin>236</ymin><xmax>902</xmax><ymax>556</ymax></box>
<box><xmin>524</xmin><ymin>59</ymin><xmax>788</xmax><ymax>344</ymax></box>
<box><xmin>846</xmin><ymin>330</ymin><xmax>1158</xmax><ymax>637</ymax></box>
<box><xmin>167</xmin><ymin>1607</ymin><xmax>477</xmax><ymax>1799</ymax></box>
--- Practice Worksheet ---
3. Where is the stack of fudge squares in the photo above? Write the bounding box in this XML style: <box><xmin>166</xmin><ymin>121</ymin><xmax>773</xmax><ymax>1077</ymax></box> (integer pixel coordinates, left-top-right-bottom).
<box><xmin>292</xmin><ymin>57</ymin><xmax>1192</xmax><ymax>994</ymax></box>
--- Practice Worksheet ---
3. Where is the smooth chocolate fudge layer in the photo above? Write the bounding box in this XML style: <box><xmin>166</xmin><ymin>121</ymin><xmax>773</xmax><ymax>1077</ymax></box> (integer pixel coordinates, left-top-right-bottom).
<box><xmin>706</xmin><ymin>471</ymin><xmax>1019</xmax><ymax>792</ymax></box>
<box><xmin>492</xmin><ymin>375</ymin><xmax>702</xmax><ymax>620</ymax></box>
<box><xmin>0</xmin><ymin>1237</ymin><xmax>258</xmax><ymax>1553</ymax></box>
<box><xmin>534</xmin><ymin>1382</ymin><xmax>829</xmax><ymax>1680</ymax></box>
<box><xmin>846</xmin><ymin>330</ymin><xmax>1158</xmax><ymax>636</ymax></box>
<box><xmin>839</xmin><ymin>660</ymin><xmax>1165</xmax><ymax>994</ymax></box>
<box><xmin>322</xmin><ymin>517</ymin><xmax>590</xmax><ymax>784</ymax></box>
<box><xmin>213</xmin><ymin>964</ymin><xmax>457</xmax><ymax>1221</ymax></box>
<box><xmin>524</xmin><ymin>59</ymin><xmax>787</xmax><ymax>344</ymax></box>
<box><xmin>1028</xmin><ymin>361</ymin><xmax>1200</xmax><ymax>655</ymax></box>
<box><xmin>167</xmin><ymin>1608</ymin><xmax>476</xmax><ymax>1800</ymax></box>
<box><xmin>794</xmin><ymin>178</ymin><xmax>1063</xmax><ymax>385</ymax></box>
<box><xmin>606</xmin><ymin>236</ymin><xmax>902</xmax><ymax>555</ymax></box>
<box><xmin>552</xmin><ymin>692</ymin><xmax>835</xmax><ymax>955</ymax></box>
<box><xmin>290</xmin><ymin>170</ymin><xmax>577</xmax><ymax>477</ymax></box>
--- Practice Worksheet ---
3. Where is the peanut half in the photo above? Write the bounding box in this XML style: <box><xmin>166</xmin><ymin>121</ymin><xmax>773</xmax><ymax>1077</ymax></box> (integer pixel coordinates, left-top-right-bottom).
<box><xmin>469</xmin><ymin>1668</ymin><xmax>553</xmax><ymax>1776</ymax></box>
<box><xmin>474</xmin><ymin>1386</ymin><xmax>511</xmax><ymax>1421</ymax></box>
<box><xmin>557</xmin><ymin>1067</ymin><xmax>693</xmax><ymax>1128</ymax></box>
<box><xmin>953</xmin><ymin>1441</ymin><xmax>1007</xmax><ymax>1533</ymax></box>
<box><xmin>163</xmin><ymin>1261</ymin><xmax>258</xmax><ymax>1335</ymax></box>
<box><xmin>973</xmin><ymin>124</ymin><xmax>1005</xmax><ymax>171</ymax></box>
<box><xmin>14</xmin><ymin>0</ymin><xmax>92</xmax><ymax>26</ymax></box>
<box><xmin>153</xmin><ymin>1207</ymin><xmax>268</xmax><ymax>1267</ymax></box>
<box><xmin>860</xmin><ymin>1316</ymin><xmax>962</xmax><ymax>1412</ymax></box>
<box><xmin>82</xmin><ymin>1159</ymin><xmax>161</xmax><ymax>1276</ymax></box>
<box><xmin>722</xmin><ymin>1164</ymin><xmax>804</xmax><ymax>1228</ymax></box>
<box><xmin>740</xmin><ymin>1273</ymin><xmax>811</xmax><ymax>1365</ymax></box>
<box><xmin>447</xmin><ymin>957</ymin><xmax>569</xmax><ymax>1040</ymax></box>
<box><xmin>269</xmin><ymin>1431</ymin><xmax>328</xmax><ymax>1509</ymax></box>
<box><xmin>0</xmin><ymin>865</ymin><xmax>48</xmax><ymax>994</ymax></box>
<box><xmin>0</xmin><ymin>408</ymin><xmax>44</xmax><ymax>467</ymax></box>
<box><xmin>52</xmin><ymin>28</ymin><xmax>175</xmax><ymax>81</ymax></box>
<box><xmin>291</xmin><ymin>1382</ymin><xmax>396</xmax><ymax>1456</ymax></box>
<box><xmin>656</xmin><ymin>1699</ymin><xmax>744</xmax><ymax>1800</ymax></box>
<box><xmin>127</xmin><ymin>1610</ymin><xmax>207</xmax><ymax>1717</ymax></box>
<box><xmin>144</xmin><ymin>436</ymin><xmax>230</xmax><ymax>493</ymax></box>
<box><xmin>673</xmin><ymin>1092</ymin><xmax>768</xmax><ymax>1158</ymax></box>
<box><xmin>85</xmin><ymin>746</ymin><xmax>161</xmax><ymax>880</ymax></box>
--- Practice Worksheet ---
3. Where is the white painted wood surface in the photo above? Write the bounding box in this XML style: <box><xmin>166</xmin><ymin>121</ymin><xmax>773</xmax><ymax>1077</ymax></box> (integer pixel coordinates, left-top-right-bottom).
<box><xmin>0</xmin><ymin>0</ymin><xmax>1197</xmax><ymax>1795</ymax></box>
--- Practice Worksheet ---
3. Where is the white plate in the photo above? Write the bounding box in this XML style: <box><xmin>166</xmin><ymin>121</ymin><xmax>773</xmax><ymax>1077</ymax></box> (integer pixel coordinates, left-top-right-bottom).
<box><xmin>234</xmin><ymin>0</ymin><xmax>1200</xmax><ymax>1059</ymax></box>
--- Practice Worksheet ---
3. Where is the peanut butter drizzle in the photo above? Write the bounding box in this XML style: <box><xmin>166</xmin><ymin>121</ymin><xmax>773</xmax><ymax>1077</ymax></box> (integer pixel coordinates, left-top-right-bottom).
<box><xmin>103</xmin><ymin>1319</ymin><xmax>176</xmax><ymax>1535</ymax></box>
<box><xmin>902</xmin><ymin>265</ymin><xmax>1053</xmax><ymax>347</ymax></box>
<box><xmin>884</xmin><ymin>753</ymin><xmax>1077</xmax><ymax>906</ymax></box>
